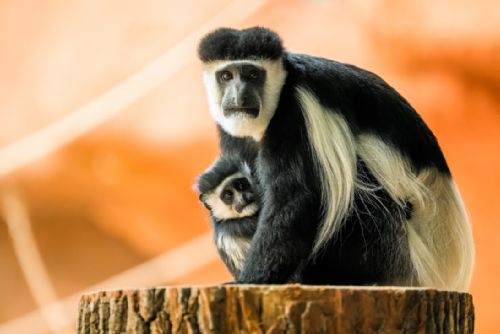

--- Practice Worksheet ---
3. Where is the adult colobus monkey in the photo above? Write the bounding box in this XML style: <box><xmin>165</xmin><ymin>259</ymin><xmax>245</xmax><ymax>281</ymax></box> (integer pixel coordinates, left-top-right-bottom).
<box><xmin>197</xmin><ymin>155</ymin><xmax>260</xmax><ymax>277</ymax></box>
<box><xmin>198</xmin><ymin>27</ymin><xmax>474</xmax><ymax>290</ymax></box>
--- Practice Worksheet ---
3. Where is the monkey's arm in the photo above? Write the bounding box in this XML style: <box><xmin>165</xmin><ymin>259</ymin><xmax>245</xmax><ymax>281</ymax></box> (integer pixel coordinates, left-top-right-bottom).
<box><xmin>236</xmin><ymin>181</ymin><xmax>316</xmax><ymax>283</ymax></box>
<box><xmin>236</xmin><ymin>152</ymin><xmax>318</xmax><ymax>284</ymax></box>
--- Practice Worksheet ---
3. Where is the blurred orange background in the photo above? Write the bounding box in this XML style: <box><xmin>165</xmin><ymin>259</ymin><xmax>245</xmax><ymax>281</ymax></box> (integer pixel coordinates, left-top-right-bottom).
<box><xmin>1</xmin><ymin>0</ymin><xmax>499</xmax><ymax>333</ymax></box>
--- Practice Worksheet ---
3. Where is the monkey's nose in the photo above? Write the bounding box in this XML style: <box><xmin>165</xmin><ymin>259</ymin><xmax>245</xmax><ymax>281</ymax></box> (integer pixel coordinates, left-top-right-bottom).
<box><xmin>235</xmin><ymin>202</ymin><xmax>246</xmax><ymax>213</ymax></box>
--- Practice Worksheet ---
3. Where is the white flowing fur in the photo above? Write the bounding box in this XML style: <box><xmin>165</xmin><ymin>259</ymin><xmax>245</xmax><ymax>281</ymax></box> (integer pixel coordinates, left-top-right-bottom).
<box><xmin>356</xmin><ymin>135</ymin><xmax>474</xmax><ymax>291</ymax></box>
<box><xmin>297</xmin><ymin>86</ymin><xmax>473</xmax><ymax>291</ymax></box>
<box><xmin>296</xmin><ymin>87</ymin><xmax>357</xmax><ymax>254</ymax></box>
<box><xmin>203</xmin><ymin>59</ymin><xmax>286</xmax><ymax>141</ymax></box>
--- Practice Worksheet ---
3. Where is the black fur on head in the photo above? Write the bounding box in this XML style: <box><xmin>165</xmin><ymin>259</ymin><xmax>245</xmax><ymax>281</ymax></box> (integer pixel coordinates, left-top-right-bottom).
<box><xmin>196</xmin><ymin>155</ymin><xmax>249</xmax><ymax>194</ymax></box>
<box><xmin>198</xmin><ymin>27</ymin><xmax>284</xmax><ymax>62</ymax></box>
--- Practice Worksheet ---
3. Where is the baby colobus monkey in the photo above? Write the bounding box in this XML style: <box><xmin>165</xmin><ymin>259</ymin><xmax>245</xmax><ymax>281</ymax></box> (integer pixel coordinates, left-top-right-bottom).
<box><xmin>197</xmin><ymin>155</ymin><xmax>260</xmax><ymax>277</ymax></box>
<box><xmin>198</xmin><ymin>27</ymin><xmax>474</xmax><ymax>290</ymax></box>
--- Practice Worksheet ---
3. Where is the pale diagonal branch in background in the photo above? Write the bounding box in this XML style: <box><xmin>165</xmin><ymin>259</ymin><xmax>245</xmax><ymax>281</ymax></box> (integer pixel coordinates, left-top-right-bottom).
<box><xmin>1</xmin><ymin>190</ymin><xmax>71</xmax><ymax>334</ymax></box>
<box><xmin>0</xmin><ymin>0</ymin><xmax>268</xmax><ymax>179</ymax></box>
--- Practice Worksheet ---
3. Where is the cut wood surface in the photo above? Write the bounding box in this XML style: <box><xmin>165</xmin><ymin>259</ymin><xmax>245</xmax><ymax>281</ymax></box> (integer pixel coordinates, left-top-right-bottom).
<box><xmin>78</xmin><ymin>285</ymin><xmax>474</xmax><ymax>333</ymax></box>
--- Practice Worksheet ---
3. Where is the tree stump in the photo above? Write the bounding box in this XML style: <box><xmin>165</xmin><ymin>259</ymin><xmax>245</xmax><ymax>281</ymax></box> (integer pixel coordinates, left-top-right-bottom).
<box><xmin>78</xmin><ymin>285</ymin><xmax>474</xmax><ymax>333</ymax></box>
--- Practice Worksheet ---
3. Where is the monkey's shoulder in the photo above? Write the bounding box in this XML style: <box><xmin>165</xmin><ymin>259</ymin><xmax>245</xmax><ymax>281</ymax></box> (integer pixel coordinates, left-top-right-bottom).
<box><xmin>284</xmin><ymin>53</ymin><xmax>382</xmax><ymax>83</ymax></box>
<box><xmin>282</xmin><ymin>52</ymin><xmax>449</xmax><ymax>173</ymax></box>
<box><xmin>285</xmin><ymin>53</ymin><xmax>402</xmax><ymax>99</ymax></box>
<box><xmin>283</xmin><ymin>53</ymin><xmax>416</xmax><ymax>123</ymax></box>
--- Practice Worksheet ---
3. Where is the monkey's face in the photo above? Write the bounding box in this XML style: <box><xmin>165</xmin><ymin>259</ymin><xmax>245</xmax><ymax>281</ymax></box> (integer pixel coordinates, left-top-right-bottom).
<box><xmin>202</xmin><ymin>60</ymin><xmax>286</xmax><ymax>141</ymax></box>
<box><xmin>200</xmin><ymin>173</ymin><xmax>259</xmax><ymax>220</ymax></box>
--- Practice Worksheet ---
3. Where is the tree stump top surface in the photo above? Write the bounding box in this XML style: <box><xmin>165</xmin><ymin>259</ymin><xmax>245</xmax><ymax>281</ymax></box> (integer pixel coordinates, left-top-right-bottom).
<box><xmin>78</xmin><ymin>285</ymin><xmax>474</xmax><ymax>333</ymax></box>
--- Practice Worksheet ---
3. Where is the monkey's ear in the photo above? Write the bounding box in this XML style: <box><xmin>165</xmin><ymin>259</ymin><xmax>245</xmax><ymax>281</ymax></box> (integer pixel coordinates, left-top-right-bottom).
<box><xmin>198</xmin><ymin>193</ymin><xmax>205</xmax><ymax>202</ymax></box>
<box><xmin>199</xmin><ymin>194</ymin><xmax>212</xmax><ymax>210</ymax></box>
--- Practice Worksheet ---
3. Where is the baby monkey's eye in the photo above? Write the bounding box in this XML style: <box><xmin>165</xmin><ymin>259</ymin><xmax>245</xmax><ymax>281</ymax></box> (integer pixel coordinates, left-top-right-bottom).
<box><xmin>221</xmin><ymin>189</ymin><xmax>234</xmax><ymax>202</ymax></box>
<box><xmin>232</xmin><ymin>178</ymin><xmax>250</xmax><ymax>191</ymax></box>
<box><xmin>219</xmin><ymin>71</ymin><xmax>233</xmax><ymax>81</ymax></box>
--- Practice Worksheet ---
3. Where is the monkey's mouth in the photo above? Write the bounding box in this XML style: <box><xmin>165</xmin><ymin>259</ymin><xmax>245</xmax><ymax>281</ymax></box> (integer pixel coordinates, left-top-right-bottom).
<box><xmin>223</xmin><ymin>107</ymin><xmax>259</xmax><ymax>118</ymax></box>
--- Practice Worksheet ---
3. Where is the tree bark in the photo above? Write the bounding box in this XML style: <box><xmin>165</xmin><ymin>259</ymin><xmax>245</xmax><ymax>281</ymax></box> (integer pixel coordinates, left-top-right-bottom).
<box><xmin>78</xmin><ymin>285</ymin><xmax>474</xmax><ymax>333</ymax></box>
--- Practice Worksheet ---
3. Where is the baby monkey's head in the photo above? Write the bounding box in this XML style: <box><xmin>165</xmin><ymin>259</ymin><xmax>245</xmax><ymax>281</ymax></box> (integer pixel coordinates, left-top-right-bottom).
<box><xmin>197</xmin><ymin>156</ymin><xmax>259</xmax><ymax>221</ymax></box>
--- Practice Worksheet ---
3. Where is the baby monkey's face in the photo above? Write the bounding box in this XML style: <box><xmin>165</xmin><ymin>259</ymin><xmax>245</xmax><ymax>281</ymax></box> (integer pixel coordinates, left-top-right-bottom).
<box><xmin>220</xmin><ymin>177</ymin><xmax>254</xmax><ymax>211</ymax></box>
<box><xmin>201</xmin><ymin>173</ymin><xmax>259</xmax><ymax>220</ymax></box>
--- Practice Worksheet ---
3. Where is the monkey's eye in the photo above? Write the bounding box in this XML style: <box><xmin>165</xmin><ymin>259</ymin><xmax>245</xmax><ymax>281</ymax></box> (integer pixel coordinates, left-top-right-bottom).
<box><xmin>248</xmin><ymin>70</ymin><xmax>259</xmax><ymax>80</ymax></box>
<box><xmin>233</xmin><ymin>180</ymin><xmax>244</xmax><ymax>191</ymax></box>
<box><xmin>219</xmin><ymin>71</ymin><xmax>233</xmax><ymax>82</ymax></box>
<box><xmin>221</xmin><ymin>189</ymin><xmax>234</xmax><ymax>203</ymax></box>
